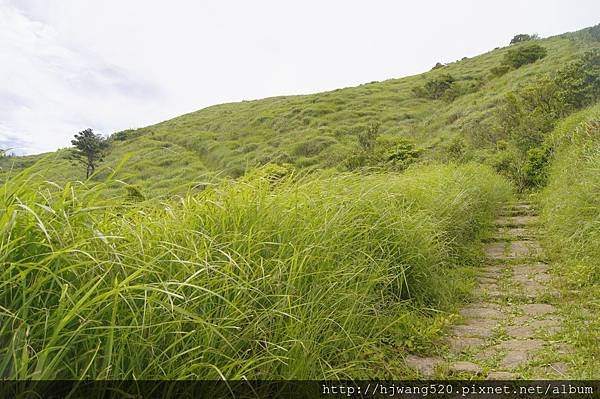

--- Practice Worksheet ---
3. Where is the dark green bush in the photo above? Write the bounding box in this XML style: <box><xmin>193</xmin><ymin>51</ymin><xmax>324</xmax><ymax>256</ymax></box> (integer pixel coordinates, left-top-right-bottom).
<box><xmin>523</xmin><ymin>145</ymin><xmax>552</xmax><ymax>188</ymax></box>
<box><xmin>413</xmin><ymin>74</ymin><xmax>456</xmax><ymax>100</ymax></box>
<box><xmin>111</xmin><ymin>129</ymin><xmax>144</xmax><ymax>141</ymax></box>
<box><xmin>413</xmin><ymin>74</ymin><xmax>482</xmax><ymax>101</ymax></box>
<box><xmin>555</xmin><ymin>49</ymin><xmax>600</xmax><ymax>110</ymax></box>
<box><xmin>510</xmin><ymin>33</ymin><xmax>539</xmax><ymax>44</ymax></box>
<box><xmin>496</xmin><ymin>76</ymin><xmax>563</xmax><ymax>153</ymax></box>
<box><xmin>503</xmin><ymin>44</ymin><xmax>547</xmax><ymax>68</ymax></box>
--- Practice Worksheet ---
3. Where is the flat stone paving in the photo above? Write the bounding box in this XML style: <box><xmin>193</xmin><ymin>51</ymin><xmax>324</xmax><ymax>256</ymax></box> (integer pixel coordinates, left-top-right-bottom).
<box><xmin>404</xmin><ymin>202</ymin><xmax>572</xmax><ymax>379</ymax></box>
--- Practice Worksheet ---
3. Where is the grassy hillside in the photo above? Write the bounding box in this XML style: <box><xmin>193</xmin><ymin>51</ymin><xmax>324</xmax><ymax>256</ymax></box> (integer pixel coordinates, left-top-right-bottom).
<box><xmin>2</xmin><ymin>25</ymin><xmax>599</xmax><ymax>196</ymax></box>
<box><xmin>539</xmin><ymin>104</ymin><xmax>600</xmax><ymax>377</ymax></box>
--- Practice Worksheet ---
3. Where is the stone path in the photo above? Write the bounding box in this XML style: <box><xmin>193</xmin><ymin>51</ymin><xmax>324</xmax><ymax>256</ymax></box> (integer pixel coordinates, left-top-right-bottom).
<box><xmin>405</xmin><ymin>201</ymin><xmax>573</xmax><ymax>379</ymax></box>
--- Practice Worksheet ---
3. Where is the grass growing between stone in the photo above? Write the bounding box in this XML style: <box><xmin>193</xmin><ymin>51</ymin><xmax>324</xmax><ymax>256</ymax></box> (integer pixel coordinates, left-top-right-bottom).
<box><xmin>0</xmin><ymin>163</ymin><xmax>511</xmax><ymax>379</ymax></box>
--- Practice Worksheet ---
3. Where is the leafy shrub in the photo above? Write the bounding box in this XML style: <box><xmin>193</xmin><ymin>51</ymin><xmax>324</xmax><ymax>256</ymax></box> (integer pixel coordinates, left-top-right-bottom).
<box><xmin>413</xmin><ymin>74</ymin><xmax>456</xmax><ymax>100</ymax></box>
<box><xmin>111</xmin><ymin>129</ymin><xmax>144</xmax><ymax>141</ymax></box>
<box><xmin>510</xmin><ymin>33</ymin><xmax>539</xmax><ymax>44</ymax></box>
<box><xmin>523</xmin><ymin>145</ymin><xmax>552</xmax><ymax>188</ymax></box>
<box><xmin>497</xmin><ymin>50</ymin><xmax>600</xmax><ymax>157</ymax></box>
<box><xmin>496</xmin><ymin>76</ymin><xmax>563</xmax><ymax>153</ymax></box>
<box><xmin>555</xmin><ymin>49</ymin><xmax>600</xmax><ymax>110</ymax></box>
<box><xmin>488</xmin><ymin>146</ymin><xmax>524</xmax><ymax>188</ymax></box>
<box><xmin>502</xmin><ymin>43</ymin><xmax>547</xmax><ymax>68</ymax></box>
<box><xmin>346</xmin><ymin>131</ymin><xmax>421</xmax><ymax>171</ymax></box>
<box><xmin>441</xmin><ymin>136</ymin><xmax>469</xmax><ymax>163</ymax></box>
<box><xmin>494</xmin><ymin>48</ymin><xmax>600</xmax><ymax>189</ymax></box>
<box><xmin>384</xmin><ymin>138</ymin><xmax>422</xmax><ymax>169</ymax></box>
<box><xmin>413</xmin><ymin>74</ymin><xmax>482</xmax><ymax>101</ymax></box>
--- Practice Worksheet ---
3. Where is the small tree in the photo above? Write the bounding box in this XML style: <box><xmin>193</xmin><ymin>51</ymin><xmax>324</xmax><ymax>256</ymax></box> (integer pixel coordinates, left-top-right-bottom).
<box><xmin>70</xmin><ymin>128</ymin><xmax>110</xmax><ymax>178</ymax></box>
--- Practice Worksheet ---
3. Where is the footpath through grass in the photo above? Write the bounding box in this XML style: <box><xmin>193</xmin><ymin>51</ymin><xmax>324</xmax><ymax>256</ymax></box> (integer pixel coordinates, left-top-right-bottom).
<box><xmin>0</xmin><ymin>163</ymin><xmax>511</xmax><ymax>379</ymax></box>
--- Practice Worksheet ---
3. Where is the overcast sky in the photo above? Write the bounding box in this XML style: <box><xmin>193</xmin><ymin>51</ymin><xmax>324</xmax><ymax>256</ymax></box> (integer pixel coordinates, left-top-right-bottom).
<box><xmin>1</xmin><ymin>0</ymin><xmax>599</xmax><ymax>154</ymax></box>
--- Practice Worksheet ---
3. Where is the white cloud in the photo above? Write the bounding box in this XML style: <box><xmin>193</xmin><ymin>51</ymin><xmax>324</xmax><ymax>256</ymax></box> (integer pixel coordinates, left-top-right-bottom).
<box><xmin>2</xmin><ymin>0</ymin><xmax>600</xmax><ymax>154</ymax></box>
<box><xmin>0</xmin><ymin>1</ymin><xmax>165</xmax><ymax>154</ymax></box>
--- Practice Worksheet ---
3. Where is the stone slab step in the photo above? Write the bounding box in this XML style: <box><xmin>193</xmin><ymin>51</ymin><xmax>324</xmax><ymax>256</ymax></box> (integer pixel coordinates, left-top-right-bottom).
<box><xmin>495</xmin><ymin>215</ymin><xmax>539</xmax><ymax>227</ymax></box>
<box><xmin>405</xmin><ymin>355</ymin><xmax>443</xmax><ymax>377</ymax></box>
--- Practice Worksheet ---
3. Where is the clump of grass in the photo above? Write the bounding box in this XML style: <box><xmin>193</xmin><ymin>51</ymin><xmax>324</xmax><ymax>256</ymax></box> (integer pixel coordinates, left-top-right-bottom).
<box><xmin>0</xmin><ymin>163</ymin><xmax>511</xmax><ymax>379</ymax></box>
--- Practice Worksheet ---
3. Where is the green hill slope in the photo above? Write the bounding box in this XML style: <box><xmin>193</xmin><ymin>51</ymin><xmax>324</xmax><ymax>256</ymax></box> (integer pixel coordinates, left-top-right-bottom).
<box><xmin>2</xmin><ymin>25</ymin><xmax>599</xmax><ymax>195</ymax></box>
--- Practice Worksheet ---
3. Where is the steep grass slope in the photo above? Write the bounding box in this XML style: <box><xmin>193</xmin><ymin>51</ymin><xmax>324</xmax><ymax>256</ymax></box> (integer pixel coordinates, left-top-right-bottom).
<box><xmin>539</xmin><ymin>104</ymin><xmax>600</xmax><ymax>377</ymax></box>
<box><xmin>2</xmin><ymin>26</ymin><xmax>599</xmax><ymax>195</ymax></box>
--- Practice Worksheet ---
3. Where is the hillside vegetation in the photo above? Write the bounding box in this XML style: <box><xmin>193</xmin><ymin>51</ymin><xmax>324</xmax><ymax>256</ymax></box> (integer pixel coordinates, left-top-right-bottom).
<box><xmin>1</xmin><ymin>164</ymin><xmax>510</xmax><ymax>379</ymax></box>
<box><xmin>1</xmin><ymin>23</ymin><xmax>600</xmax><ymax>381</ymax></box>
<box><xmin>2</xmin><ymin>25</ymin><xmax>599</xmax><ymax>196</ymax></box>
<box><xmin>539</xmin><ymin>104</ymin><xmax>600</xmax><ymax>377</ymax></box>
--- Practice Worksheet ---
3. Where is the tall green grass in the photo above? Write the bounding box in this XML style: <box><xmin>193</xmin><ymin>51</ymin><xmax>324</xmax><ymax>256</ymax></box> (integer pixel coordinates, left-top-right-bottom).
<box><xmin>0</xmin><ymin>163</ymin><xmax>511</xmax><ymax>379</ymax></box>
<box><xmin>539</xmin><ymin>105</ymin><xmax>600</xmax><ymax>377</ymax></box>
